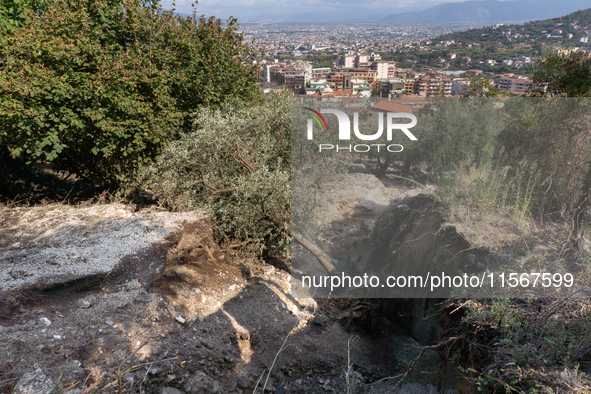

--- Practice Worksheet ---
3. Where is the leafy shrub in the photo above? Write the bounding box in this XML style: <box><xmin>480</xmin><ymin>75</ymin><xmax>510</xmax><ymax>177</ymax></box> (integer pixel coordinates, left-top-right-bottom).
<box><xmin>532</xmin><ymin>52</ymin><xmax>591</xmax><ymax>97</ymax></box>
<box><xmin>290</xmin><ymin>100</ymin><xmax>352</xmax><ymax>237</ymax></box>
<box><xmin>0</xmin><ymin>0</ymin><xmax>46</xmax><ymax>35</ymax></box>
<box><xmin>146</xmin><ymin>91</ymin><xmax>291</xmax><ymax>257</ymax></box>
<box><xmin>0</xmin><ymin>0</ymin><xmax>260</xmax><ymax>188</ymax></box>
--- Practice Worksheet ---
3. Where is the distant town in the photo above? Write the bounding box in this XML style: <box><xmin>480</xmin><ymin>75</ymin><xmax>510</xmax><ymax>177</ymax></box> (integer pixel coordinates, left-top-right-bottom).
<box><xmin>240</xmin><ymin>16</ymin><xmax>591</xmax><ymax>98</ymax></box>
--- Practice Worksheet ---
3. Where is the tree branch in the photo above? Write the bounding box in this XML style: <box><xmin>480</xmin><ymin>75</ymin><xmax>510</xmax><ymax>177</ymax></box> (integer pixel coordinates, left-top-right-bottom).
<box><xmin>292</xmin><ymin>231</ymin><xmax>338</xmax><ymax>275</ymax></box>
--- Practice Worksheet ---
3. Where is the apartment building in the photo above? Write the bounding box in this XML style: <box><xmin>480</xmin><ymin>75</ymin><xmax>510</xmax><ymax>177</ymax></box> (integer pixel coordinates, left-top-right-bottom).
<box><xmin>404</xmin><ymin>78</ymin><xmax>416</xmax><ymax>93</ymax></box>
<box><xmin>375</xmin><ymin>61</ymin><xmax>396</xmax><ymax>79</ymax></box>
<box><xmin>337</xmin><ymin>53</ymin><xmax>383</xmax><ymax>69</ymax></box>
<box><xmin>340</xmin><ymin>55</ymin><xmax>355</xmax><ymax>68</ymax></box>
<box><xmin>311</xmin><ymin>68</ymin><xmax>332</xmax><ymax>79</ymax></box>
<box><xmin>351</xmin><ymin>77</ymin><xmax>372</xmax><ymax>97</ymax></box>
<box><xmin>497</xmin><ymin>76</ymin><xmax>532</xmax><ymax>93</ymax></box>
<box><xmin>282</xmin><ymin>68</ymin><xmax>306</xmax><ymax>92</ymax></box>
<box><xmin>378</xmin><ymin>78</ymin><xmax>406</xmax><ymax>97</ymax></box>
<box><xmin>263</xmin><ymin>62</ymin><xmax>312</xmax><ymax>92</ymax></box>
<box><xmin>415</xmin><ymin>71</ymin><xmax>452</xmax><ymax>97</ymax></box>
<box><xmin>357</xmin><ymin>54</ymin><xmax>370</xmax><ymax>68</ymax></box>
<box><xmin>263</xmin><ymin>64</ymin><xmax>283</xmax><ymax>83</ymax></box>
<box><xmin>326</xmin><ymin>69</ymin><xmax>377</xmax><ymax>89</ymax></box>
<box><xmin>305</xmin><ymin>78</ymin><xmax>333</xmax><ymax>96</ymax></box>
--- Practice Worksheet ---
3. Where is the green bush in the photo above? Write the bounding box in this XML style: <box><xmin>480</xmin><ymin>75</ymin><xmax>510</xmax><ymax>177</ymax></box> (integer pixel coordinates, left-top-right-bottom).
<box><xmin>146</xmin><ymin>92</ymin><xmax>291</xmax><ymax>257</ymax></box>
<box><xmin>0</xmin><ymin>0</ymin><xmax>46</xmax><ymax>35</ymax></box>
<box><xmin>0</xmin><ymin>0</ymin><xmax>260</xmax><ymax>188</ymax></box>
<box><xmin>532</xmin><ymin>52</ymin><xmax>591</xmax><ymax>97</ymax></box>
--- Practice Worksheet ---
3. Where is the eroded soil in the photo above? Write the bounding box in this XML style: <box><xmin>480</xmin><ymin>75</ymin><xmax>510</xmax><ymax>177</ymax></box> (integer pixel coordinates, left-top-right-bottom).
<box><xmin>1</xmin><ymin>175</ymin><xmax>460</xmax><ymax>394</ymax></box>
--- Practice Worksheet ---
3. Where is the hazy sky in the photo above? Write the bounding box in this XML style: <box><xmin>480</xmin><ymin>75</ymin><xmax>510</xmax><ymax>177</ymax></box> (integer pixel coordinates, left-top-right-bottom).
<box><xmin>158</xmin><ymin>0</ymin><xmax>475</xmax><ymax>20</ymax></box>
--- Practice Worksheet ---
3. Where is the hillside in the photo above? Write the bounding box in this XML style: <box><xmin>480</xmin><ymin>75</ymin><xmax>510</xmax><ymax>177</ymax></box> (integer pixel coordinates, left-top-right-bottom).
<box><xmin>434</xmin><ymin>7</ymin><xmax>591</xmax><ymax>47</ymax></box>
<box><xmin>380</xmin><ymin>0</ymin><xmax>591</xmax><ymax>24</ymax></box>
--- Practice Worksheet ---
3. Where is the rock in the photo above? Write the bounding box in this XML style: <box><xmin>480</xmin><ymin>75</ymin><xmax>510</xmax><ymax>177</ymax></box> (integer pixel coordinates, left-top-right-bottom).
<box><xmin>40</xmin><ymin>317</ymin><xmax>51</xmax><ymax>327</ymax></box>
<box><xmin>355</xmin><ymin>200</ymin><xmax>378</xmax><ymax>214</ymax></box>
<box><xmin>185</xmin><ymin>371</ymin><xmax>209</xmax><ymax>393</ymax></box>
<box><xmin>176</xmin><ymin>316</ymin><xmax>186</xmax><ymax>324</ymax></box>
<box><xmin>161</xmin><ymin>387</ymin><xmax>184</xmax><ymax>394</ymax></box>
<box><xmin>331</xmin><ymin>222</ymin><xmax>345</xmax><ymax>232</ymax></box>
<box><xmin>237</xmin><ymin>377</ymin><xmax>249</xmax><ymax>389</ymax></box>
<box><xmin>80</xmin><ymin>300</ymin><xmax>91</xmax><ymax>308</ymax></box>
<box><xmin>13</xmin><ymin>368</ymin><xmax>52</xmax><ymax>394</ymax></box>
<box><xmin>241</xmin><ymin>266</ymin><xmax>251</xmax><ymax>280</ymax></box>
<box><xmin>1</xmin><ymin>204</ymin><xmax>210</xmax><ymax>295</ymax></box>
<box><xmin>105</xmin><ymin>319</ymin><xmax>114</xmax><ymax>326</ymax></box>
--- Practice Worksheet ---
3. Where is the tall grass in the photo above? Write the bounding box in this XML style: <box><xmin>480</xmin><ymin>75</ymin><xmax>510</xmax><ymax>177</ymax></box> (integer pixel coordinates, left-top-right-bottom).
<box><xmin>439</xmin><ymin>160</ymin><xmax>541</xmax><ymax>221</ymax></box>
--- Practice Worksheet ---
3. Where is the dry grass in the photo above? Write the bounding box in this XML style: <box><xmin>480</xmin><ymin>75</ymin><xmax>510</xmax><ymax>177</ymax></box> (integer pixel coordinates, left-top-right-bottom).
<box><xmin>429</xmin><ymin>164</ymin><xmax>591</xmax><ymax>392</ymax></box>
<box><xmin>437</xmin><ymin>165</ymin><xmax>574</xmax><ymax>255</ymax></box>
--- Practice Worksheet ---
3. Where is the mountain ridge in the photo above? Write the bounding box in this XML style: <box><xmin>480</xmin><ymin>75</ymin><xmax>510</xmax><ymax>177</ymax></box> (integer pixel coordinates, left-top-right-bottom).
<box><xmin>380</xmin><ymin>0</ymin><xmax>591</xmax><ymax>24</ymax></box>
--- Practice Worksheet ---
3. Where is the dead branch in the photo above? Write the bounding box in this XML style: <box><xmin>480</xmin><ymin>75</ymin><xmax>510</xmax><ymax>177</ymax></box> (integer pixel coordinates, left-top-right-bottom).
<box><xmin>292</xmin><ymin>231</ymin><xmax>338</xmax><ymax>275</ymax></box>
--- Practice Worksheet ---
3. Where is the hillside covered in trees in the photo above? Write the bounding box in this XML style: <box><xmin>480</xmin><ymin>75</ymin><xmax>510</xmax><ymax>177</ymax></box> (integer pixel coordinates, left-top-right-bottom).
<box><xmin>436</xmin><ymin>7</ymin><xmax>591</xmax><ymax>47</ymax></box>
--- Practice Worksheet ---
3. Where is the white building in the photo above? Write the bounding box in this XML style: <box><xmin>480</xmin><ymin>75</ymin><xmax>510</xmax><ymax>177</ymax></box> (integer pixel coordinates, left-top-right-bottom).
<box><xmin>497</xmin><ymin>76</ymin><xmax>532</xmax><ymax>92</ymax></box>
<box><xmin>518</xmin><ymin>56</ymin><xmax>531</xmax><ymax>63</ymax></box>
<box><xmin>375</xmin><ymin>61</ymin><xmax>396</xmax><ymax>79</ymax></box>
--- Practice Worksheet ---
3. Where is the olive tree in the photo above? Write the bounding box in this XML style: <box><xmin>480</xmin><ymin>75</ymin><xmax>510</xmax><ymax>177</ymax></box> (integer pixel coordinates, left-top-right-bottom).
<box><xmin>146</xmin><ymin>92</ymin><xmax>291</xmax><ymax>257</ymax></box>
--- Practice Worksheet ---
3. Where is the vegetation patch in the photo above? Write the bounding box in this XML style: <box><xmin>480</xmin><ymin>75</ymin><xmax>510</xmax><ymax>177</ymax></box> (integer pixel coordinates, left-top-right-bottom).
<box><xmin>146</xmin><ymin>92</ymin><xmax>291</xmax><ymax>258</ymax></box>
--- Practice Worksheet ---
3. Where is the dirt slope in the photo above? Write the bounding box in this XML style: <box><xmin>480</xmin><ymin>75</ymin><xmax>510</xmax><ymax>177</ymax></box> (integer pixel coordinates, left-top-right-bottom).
<box><xmin>1</xmin><ymin>176</ymin><xmax>461</xmax><ymax>394</ymax></box>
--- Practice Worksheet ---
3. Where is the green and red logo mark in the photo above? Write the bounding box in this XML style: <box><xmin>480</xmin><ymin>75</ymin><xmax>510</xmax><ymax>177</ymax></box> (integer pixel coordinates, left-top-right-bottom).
<box><xmin>304</xmin><ymin>107</ymin><xmax>329</xmax><ymax>132</ymax></box>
